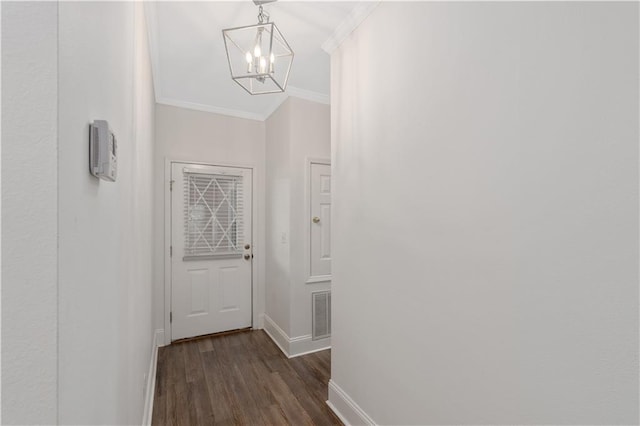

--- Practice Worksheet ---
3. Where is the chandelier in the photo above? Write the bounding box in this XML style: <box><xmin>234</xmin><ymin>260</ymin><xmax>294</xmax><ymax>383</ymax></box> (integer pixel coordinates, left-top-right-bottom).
<box><xmin>222</xmin><ymin>1</ymin><xmax>294</xmax><ymax>95</ymax></box>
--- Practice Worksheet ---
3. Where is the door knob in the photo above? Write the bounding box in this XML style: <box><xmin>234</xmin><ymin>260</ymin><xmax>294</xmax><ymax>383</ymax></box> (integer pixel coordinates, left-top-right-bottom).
<box><xmin>244</xmin><ymin>243</ymin><xmax>251</xmax><ymax>250</ymax></box>
<box><xmin>312</xmin><ymin>217</ymin><xmax>320</xmax><ymax>224</ymax></box>
<box><xmin>244</xmin><ymin>254</ymin><xmax>251</xmax><ymax>260</ymax></box>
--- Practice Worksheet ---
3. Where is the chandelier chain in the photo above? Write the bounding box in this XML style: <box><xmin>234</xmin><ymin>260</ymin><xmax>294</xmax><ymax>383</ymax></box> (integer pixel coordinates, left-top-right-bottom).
<box><xmin>257</xmin><ymin>5</ymin><xmax>270</xmax><ymax>24</ymax></box>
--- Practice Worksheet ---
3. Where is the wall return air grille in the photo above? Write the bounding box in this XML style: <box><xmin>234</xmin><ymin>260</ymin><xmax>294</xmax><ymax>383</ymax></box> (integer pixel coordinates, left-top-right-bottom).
<box><xmin>312</xmin><ymin>290</ymin><xmax>331</xmax><ymax>340</ymax></box>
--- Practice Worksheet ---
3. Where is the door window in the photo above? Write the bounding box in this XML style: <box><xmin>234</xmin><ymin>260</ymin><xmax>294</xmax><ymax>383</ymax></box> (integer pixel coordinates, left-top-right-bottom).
<box><xmin>184</xmin><ymin>171</ymin><xmax>244</xmax><ymax>257</ymax></box>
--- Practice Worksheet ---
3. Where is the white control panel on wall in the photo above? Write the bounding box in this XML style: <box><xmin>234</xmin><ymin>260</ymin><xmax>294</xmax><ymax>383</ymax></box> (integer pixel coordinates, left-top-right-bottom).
<box><xmin>89</xmin><ymin>120</ymin><xmax>117</xmax><ymax>182</ymax></box>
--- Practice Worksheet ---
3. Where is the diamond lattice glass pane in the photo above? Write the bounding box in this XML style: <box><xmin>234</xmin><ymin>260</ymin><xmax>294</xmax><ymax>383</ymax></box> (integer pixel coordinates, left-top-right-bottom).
<box><xmin>184</xmin><ymin>172</ymin><xmax>244</xmax><ymax>257</ymax></box>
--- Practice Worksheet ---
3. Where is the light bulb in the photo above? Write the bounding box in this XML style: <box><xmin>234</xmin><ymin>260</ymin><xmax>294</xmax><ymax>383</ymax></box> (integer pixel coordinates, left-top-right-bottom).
<box><xmin>269</xmin><ymin>53</ymin><xmax>275</xmax><ymax>73</ymax></box>
<box><xmin>259</xmin><ymin>56</ymin><xmax>267</xmax><ymax>73</ymax></box>
<box><xmin>245</xmin><ymin>52</ymin><xmax>253</xmax><ymax>73</ymax></box>
<box><xmin>254</xmin><ymin>45</ymin><xmax>261</xmax><ymax>58</ymax></box>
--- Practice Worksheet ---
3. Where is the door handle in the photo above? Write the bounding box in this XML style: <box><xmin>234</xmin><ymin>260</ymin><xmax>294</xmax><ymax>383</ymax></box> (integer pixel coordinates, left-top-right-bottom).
<box><xmin>312</xmin><ymin>216</ymin><xmax>320</xmax><ymax>224</ymax></box>
<box><xmin>244</xmin><ymin>254</ymin><xmax>251</xmax><ymax>260</ymax></box>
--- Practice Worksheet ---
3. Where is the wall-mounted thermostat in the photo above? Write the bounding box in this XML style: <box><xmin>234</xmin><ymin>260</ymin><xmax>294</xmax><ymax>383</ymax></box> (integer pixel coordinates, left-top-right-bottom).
<box><xmin>89</xmin><ymin>120</ymin><xmax>117</xmax><ymax>181</ymax></box>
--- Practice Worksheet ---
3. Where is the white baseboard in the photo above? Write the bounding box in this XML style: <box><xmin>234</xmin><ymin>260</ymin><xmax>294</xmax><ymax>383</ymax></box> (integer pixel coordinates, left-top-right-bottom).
<box><xmin>156</xmin><ymin>328</ymin><xmax>166</xmax><ymax>347</ymax></box>
<box><xmin>263</xmin><ymin>314</ymin><xmax>291</xmax><ymax>357</ymax></box>
<box><xmin>290</xmin><ymin>334</ymin><xmax>331</xmax><ymax>358</ymax></box>
<box><xmin>154</xmin><ymin>329</ymin><xmax>164</xmax><ymax>349</ymax></box>
<box><xmin>255</xmin><ymin>313</ymin><xmax>265</xmax><ymax>330</ymax></box>
<box><xmin>142</xmin><ymin>329</ymin><xmax>162</xmax><ymax>426</ymax></box>
<box><xmin>327</xmin><ymin>380</ymin><xmax>376</xmax><ymax>426</ymax></box>
<box><xmin>263</xmin><ymin>314</ymin><xmax>330</xmax><ymax>358</ymax></box>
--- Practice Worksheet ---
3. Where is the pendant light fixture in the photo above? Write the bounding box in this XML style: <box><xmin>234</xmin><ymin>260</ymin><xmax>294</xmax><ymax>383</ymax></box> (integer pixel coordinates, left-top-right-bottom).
<box><xmin>222</xmin><ymin>0</ymin><xmax>294</xmax><ymax>95</ymax></box>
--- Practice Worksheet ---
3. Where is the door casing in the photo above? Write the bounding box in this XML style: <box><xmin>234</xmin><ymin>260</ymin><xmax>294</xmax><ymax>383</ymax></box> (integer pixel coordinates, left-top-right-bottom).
<box><xmin>163</xmin><ymin>158</ymin><xmax>261</xmax><ymax>346</ymax></box>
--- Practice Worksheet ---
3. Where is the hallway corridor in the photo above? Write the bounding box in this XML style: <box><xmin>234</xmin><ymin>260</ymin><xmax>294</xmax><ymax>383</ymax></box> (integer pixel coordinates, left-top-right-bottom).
<box><xmin>152</xmin><ymin>330</ymin><xmax>341</xmax><ymax>425</ymax></box>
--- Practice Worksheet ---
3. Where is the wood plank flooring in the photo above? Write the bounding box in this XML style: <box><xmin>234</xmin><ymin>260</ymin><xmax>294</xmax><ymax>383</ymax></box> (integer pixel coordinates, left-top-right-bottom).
<box><xmin>152</xmin><ymin>330</ymin><xmax>342</xmax><ymax>426</ymax></box>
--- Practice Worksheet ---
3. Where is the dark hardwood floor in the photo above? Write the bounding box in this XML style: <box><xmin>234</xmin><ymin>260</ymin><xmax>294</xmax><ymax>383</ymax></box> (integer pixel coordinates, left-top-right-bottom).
<box><xmin>152</xmin><ymin>330</ymin><xmax>342</xmax><ymax>426</ymax></box>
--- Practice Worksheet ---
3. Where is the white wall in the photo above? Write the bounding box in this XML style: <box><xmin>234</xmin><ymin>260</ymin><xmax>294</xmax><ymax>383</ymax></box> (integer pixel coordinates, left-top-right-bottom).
<box><xmin>153</xmin><ymin>98</ymin><xmax>328</xmax><ymax>352</ymax></box>
<box><xmin>57</xmin><ymin>2</ymin><xmax>155</xmax><ymax>424</ymax></box>
<box><xmin>330</xmin><ymin>2</ymin><xmax>638</xmax><ymax>424</ymax></box>
<box><xmin>132</xmin><ymin>4</ymin><xmax>157</xmax><ymax>423</ymax></box>
<box><xmin>288</xmin><ymin>98</ymin><xmax>331</xmax><ymax>339</ymax></box>
<box><xmin>1</xmin><ymin>3</ymin><xmax>59</xmax><ymax>423</ymax></box>
<box><xmin>265</xmin><ymin>99</ymin><xmax>292</xmax><ymax>336</ymax></box>
<box><xmin>264</xmin><ymin>97</ymin><xmax>331</xmax><ymax>354</ymax></box>
<box><xmin>153</xmin><ymin>104</ymin><xmax>266</xmax><ymax>343</ymax></box>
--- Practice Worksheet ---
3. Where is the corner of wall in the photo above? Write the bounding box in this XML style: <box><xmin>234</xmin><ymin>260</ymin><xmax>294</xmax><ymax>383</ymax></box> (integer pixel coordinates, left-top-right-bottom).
<box><xmin>263</xmin><ymin>314</ymin><xmax>291</xmax><ymax>357</ymax></box>
<box><xmin>142</xmin><ymin>329</ymin><xmax>162</xmax><ymax>426</ymax></box>
<box><xmin>263</xmin><ymin>314</ymin><xmax>331</xmax><ymax>358</ymax></box>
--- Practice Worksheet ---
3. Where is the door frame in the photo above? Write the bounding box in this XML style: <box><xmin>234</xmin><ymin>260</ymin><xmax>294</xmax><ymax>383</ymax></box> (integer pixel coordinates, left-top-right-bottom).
<box><xmin>163</xmin><ymin>158</ymin><xmax>261</xmax><ymax>345</ymax></box>
<box><xmin>305</xmin><ymin>157</ymin><xmax>332</xmax><ymax>284</ymax></box>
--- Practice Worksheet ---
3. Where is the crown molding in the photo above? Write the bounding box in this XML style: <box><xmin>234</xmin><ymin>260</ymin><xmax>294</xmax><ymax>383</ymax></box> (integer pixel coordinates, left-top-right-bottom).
<box><xmin>260</xmin><ymin>85</ymin><xmax>331</xmax><ymax>121</ymax></box>
<box><xmin>321</xmin><ymin>1</ymin><xmax>381</xmax><ymax>55</ymax></box>
<box><xmin>287</xmin><ymin>85</ymin><xmax>330</xmax><ymax>105</ymax></box>
<box><xmin>156</xmin><ymin>97</ymin><xmax>268</xmax><ymax>121</ymax></box>
<box><xmin>260</xmin><ymin>85</ymin><xmax>330</xmax><ymax>121</ymax></box>
<box><xmin>157</xmin><ymin>86</ymin><xmax>329</xmax><ymax>122</ymax></box>
<box><xmin>261</xmin><ymin>95</ymin><xmax>290</xmax><ymax>120</ymax></box>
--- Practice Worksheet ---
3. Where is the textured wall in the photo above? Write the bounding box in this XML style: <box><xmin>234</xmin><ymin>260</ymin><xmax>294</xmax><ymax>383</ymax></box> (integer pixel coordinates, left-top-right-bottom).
<box><xmin>1</xmin><ymin>2</ymin><xmax>59</xmax><ymax>423</ymax></box>
<box><xmin>57</xmin><ymin>2</ymin><xmax>156</xmax><ymax>424</ymax></box>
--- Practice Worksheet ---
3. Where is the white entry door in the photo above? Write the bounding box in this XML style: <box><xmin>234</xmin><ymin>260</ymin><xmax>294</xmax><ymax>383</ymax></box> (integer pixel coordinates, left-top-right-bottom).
<box><xmin>171</xmin><ymin>162</ymin><xmax>252</xmax><ymax>341</ymax></box>
<box><xmin>310</xmin><ymin>163</ymin><xmax>331</xmax><ymax>278</ymax></box>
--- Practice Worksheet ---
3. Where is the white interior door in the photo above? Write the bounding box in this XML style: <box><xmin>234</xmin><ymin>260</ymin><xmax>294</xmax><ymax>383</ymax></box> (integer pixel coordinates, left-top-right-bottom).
<box><xmin>171</xmin><ymin>163</ymin><xmax>252</xmax><ymax>341</ymax></box>
<box><xmin>310</xmin><ymin>163</ymin><xmax>331</xmax><ymax>278</ymax></box>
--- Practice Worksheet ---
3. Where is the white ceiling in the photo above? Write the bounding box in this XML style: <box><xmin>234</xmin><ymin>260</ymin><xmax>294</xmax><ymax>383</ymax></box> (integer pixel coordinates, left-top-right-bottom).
<box><xmin>146</xmin><ymin>1</ymin><xmax>364</xmax><ymax>120</ymax></box>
